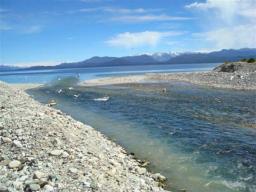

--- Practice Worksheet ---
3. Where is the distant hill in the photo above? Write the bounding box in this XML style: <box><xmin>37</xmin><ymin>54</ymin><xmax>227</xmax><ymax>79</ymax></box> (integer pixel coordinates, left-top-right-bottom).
<box><xmin>1</xmin><ymin>48</ymin><xmax>256</xmax><ymax>71</ymax></box>
<box><xmin>0</xmin><ymin>65</ymin><xmax>19</xmax><ymax>72</ymax></box>
<box><xmin>164</xmin><ymin>48</ymin><xmax>256</xmax><ymax>64</ymax></box>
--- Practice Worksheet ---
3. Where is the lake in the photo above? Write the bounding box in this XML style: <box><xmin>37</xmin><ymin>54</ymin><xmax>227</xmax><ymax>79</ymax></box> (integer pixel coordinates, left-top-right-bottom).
<box><xmin>0</xmin><ymin>63</ymin><xmax>218</xmax><ymax>84</ymax></box>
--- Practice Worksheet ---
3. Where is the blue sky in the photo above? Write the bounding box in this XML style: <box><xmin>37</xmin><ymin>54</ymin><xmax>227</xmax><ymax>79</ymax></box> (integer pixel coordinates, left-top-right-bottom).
<box><xmin>0</xmin><ymin>0</ymin><xmax>255</xmax><ymax>66</ymax></box>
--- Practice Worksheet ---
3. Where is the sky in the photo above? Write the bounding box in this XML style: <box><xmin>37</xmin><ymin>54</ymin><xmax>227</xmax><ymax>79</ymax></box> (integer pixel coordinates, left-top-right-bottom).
<box><xmin>0</xmin><ymin>0</ymin><xmax>256</xmax><ymax>66</ymax></box>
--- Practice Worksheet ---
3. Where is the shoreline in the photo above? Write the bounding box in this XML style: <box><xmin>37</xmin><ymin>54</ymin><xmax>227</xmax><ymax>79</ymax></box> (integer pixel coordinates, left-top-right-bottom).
<box><xmin>0</xmin><ymin>82</ymin><xmax>167</xmax><ymax>192</ymax></box>
<box><xmin>81</xmin><ymin>71</ymin><xmax>256</xmax><ymax>90</ymax></box>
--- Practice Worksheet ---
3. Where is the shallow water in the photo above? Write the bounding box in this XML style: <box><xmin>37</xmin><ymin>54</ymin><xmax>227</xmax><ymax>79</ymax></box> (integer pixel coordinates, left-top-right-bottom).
<box><xmin>28</xmin><ymin>79</ymin><xmax>256</xmax><ymax>192</ymax></box>
<box><xmin>0</xmin><ymin>63</ymin><xmax>218</xmax><ymax>84</ymax></box>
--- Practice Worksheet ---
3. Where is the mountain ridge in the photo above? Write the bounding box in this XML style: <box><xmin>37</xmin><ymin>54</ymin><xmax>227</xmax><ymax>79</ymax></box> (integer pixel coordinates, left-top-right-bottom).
<box><xmin>1</xmin><ymin>48</ymin><xmax>256</xmax><ymax>71</ymax></box>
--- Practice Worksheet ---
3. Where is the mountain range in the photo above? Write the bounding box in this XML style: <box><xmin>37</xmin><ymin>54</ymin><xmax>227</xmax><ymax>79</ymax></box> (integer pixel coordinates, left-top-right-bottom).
<box><xmin>2</xmin><ymin>48</ymin><xmax>256</xmax><ymax>71</ymax></box>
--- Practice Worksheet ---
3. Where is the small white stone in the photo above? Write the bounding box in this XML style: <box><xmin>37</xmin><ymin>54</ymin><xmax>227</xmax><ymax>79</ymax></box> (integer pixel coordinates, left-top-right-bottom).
<box><xmin>153</xmin><ymin>173</ymin><xmax>166</xmax><ymax>182</ymax></box>
<box><xmin>13</xmin><ymin>140</ymin><xmax>23</xmax><ymax>148</ymax></box>
<box><xmin>29</xmin><ymin>183</ymin><xmax>40</xmax><ymax>191</ymax></box>
<box><xmin>137</xmin><ymin>167</ymin><xmax>147</xmax><ymax>175</ymax></box>
<box><xmin>33</xmin><ymin>171</ymin><xmax>46</xmax><ymax>179</ymax></box>
<box><xmin>2</xmin><ymin>137</ymin><xmax>12</xmax><ymax>143</ymax></box>
<box><xmin>62</xmin><ymin>151</ymin><xmax>69</xmax><ymax>158</ymax></box>
<box><xmin>69</xmin><ymin>167</ymin><xmax>78</xmax><ymax>174</ymax></box>
<box><xmin>49</xmin><ymin>150</ymin><xmax>63</xmax><ymax>156</ymax></box>
<box><xmin>43</xmin><ymin>184</ymin><xmax>54</xmax><ymax>192</ymax></box>
<box><xmin>8</xmin><ymin>160</ymin><xmax>21</xmax><ymax>169</ymax></box>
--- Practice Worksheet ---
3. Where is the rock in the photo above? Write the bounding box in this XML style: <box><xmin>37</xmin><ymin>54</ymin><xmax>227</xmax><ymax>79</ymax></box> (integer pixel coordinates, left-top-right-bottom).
<box><xmin>0</xmin><ymin>123</ymin><xmax>4</xmax><ymax>130</ymax></box>
<box><xmin>13</xmin><ymin>181</ymin><xmax>23</xmax><ymax>190</ymax></box>
<box><xmin>68</xmin><ymin>167</ymin><xmax>78</xmax><ymax>174</ymax></box>
<box><xmin>1</xmin><ymin>137</ymin><xmax>12</xmax><ymax>143</ymax></box>
<box><xmin>81</xmin><ymin>180</ymin><xmax>91</xmax><ymax>188</ymax></box>
<box><xmin>49</xmin><ymin>150</ymin><xmax>63</xmax><ymax>156</ymax></box>
<box><xmin>8</xmin><ymin>160</ymin><xmax>21</xmax><ymax>169</ymax></box>
<box><xmin>33</xmin><ymin>171</ymin><xmax>46</xmax><ymax>179</ymax></box>
<box><xmin>43</xmin><ymin>185</ymin><xmax>54</xmax><ymax>192</ymax></box>
<box><xmin>137</xmin><ymin>167</ymin><xmax>147</xmax><ymax>175</ymax></box>
<box><xmin>13</xmin><ymin>140</ymin><xmax>23</xmax><ymax>148</ymax></box>
<box><xmin>0</xmin><ymin>186</ymin><xmax>8</xmax><ymax>192</ymax></box>
<box><xmin>141</xmin><ymin>160</ymin><xmax>150</xmax><ymax>167</ymax></box>
<box><xmin>153</xmin><ymin>173</ymin><xmax>167</xmax><ymax>182</ymax></box>
<box><xmin>29</xmin><ymin>183</ymin><xmax>40</xmax><ymax>191</ymax></box>
<box><xmin>62</xmin><ymin>151</ymin><xmax>69</xmax><ymax>158</ymax></box>
<box><xmin>52</xmin><ymin>138</ymin><xmax>61</xmax><ymax>146</ymax></box>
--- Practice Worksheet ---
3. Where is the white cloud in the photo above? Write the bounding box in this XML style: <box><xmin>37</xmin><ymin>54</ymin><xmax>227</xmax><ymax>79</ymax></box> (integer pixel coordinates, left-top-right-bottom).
<box><xmin>80</xmin><ymin>0</ymin><xmax>102</xmax><ymax>2</ymax></box>
<box><xmin>79</xmin><ymin>7</ymin><xmax>159</xmax><ymax>14</ymax></box>
<box><xmin>0</xmin><ymin>22</ymin><xmax>12</xmax><ymax>31</ymax></box>
<box><xmin>106</xmin><ymin>31</ymin><xmax>183</xmax><ymax>48</ymax></box>
<box><xmin>198</xmin><ymin>25</ymin><xmax>256</xmax><ymax>49</ymax></box>
<box><xmin>111</xmin><ymin>14</ymin><xmax>190</xmax><ymax>22</ymax></box>
<box><xmin>186</xmin><ymin>0</ymin><xmax>256</xmax><ymax>49</ymax></box>
<box><xmin>8</xmin><ymin>61</ymin><xmax>61</xmax><ymax>67</ymax></box>
<box><xmin>22</xmin><ymin>25</ymin><xmax>43</xmax><ymax>34</ymax></box>
<box><xmin>103</xmin><ymin>7</ymin><xmax>147</xmax><ymax>14</ymax></box>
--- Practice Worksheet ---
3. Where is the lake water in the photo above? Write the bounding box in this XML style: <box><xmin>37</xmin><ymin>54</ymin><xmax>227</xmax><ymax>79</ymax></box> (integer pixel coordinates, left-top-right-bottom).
<box><xmin>0</xmin><ymin>63</ymin><xmax>218</xmax><ymax>84</ymax></box>
<box><xmin>1</xmin><ymin>63</ymin><xmax>256</xmax><ymax>192</ymax></box>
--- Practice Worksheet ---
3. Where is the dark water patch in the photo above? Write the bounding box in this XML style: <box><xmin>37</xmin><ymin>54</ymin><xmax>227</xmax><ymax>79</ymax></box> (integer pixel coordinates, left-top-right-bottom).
<box><xmin>27</xmin><ymin>80</ymin><xmax>256</xmax><ymax>192</ymax></box>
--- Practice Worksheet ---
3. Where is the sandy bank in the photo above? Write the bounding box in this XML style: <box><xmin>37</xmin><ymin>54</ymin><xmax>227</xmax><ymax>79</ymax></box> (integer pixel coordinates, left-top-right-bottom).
<box><xmin>82</xmin><ymin>71</ymin><xmax>256</xmax><ymax>90</ymax></box>
<box><xmin>0</xmin><ymin>82</ymin><xmax>167</xmax><ymax>192</ymax></box>
<box><xmin>10</xmin><ymin>83</ymin><xmax>43</xmax><ymax>90</ymax></box>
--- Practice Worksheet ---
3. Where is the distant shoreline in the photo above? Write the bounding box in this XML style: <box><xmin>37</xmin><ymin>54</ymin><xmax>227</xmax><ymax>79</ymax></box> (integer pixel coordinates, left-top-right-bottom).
<box><xmin>81</xmin><ymin>62</ymin><xmax>256</xmax><ymax>90</ymax></box>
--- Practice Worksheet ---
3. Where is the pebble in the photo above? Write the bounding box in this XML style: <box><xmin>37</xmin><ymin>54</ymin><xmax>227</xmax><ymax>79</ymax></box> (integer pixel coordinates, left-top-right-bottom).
<box><xmin>137</xmin><ymin>167</ymin><xmax>147</xmax><ymax>175</ymax></box>
<box><xmin>43</xmin><ymin>185</ymin><xmax>54</xmax><ymax>192</ymax></box>
<box><xmin>33</xmin><ymin>171</ymin><xmax>46</xmax><ymax>179</ymax></box>
<box><xmin>29</xmin><ymin>183</ymin><xmax>40</xmax><ymax>191</ymax></box>
<box><xmin>13</xmin><ymin>140</ymin><xmax>23</xmax><ymax>148</ymax></box>
<box><xmin>8</xmin><ymin>160</ymin><xmax>21</xmax><ymax>169</ymax></box>
<box><xmin>68</xmin><ymin>167</ymin><xmax>78</xmax><ymax>174</ymax></box>
<box><xmin>153</xmin><ymin>173</ymin><xmax>167</xmax><ymax>182</ymax></box>
<box><xmin>49</xmin><ymin>150</ymin><xmax>63</xmax><ymax>156</ymax></box>
<box><xmin>0</xmin><ymin>186</ymin><xmax>8</xmax><ymax>192</ymax></box>
<box><xmin>62</xmin><ymin>151</ymin><xmax>69</xmax><ymax>158</ymax></box>
<box><xmin>1</xmin><ymin>137</ymin><xmax>12</xmax><ymax>143</ymax></box>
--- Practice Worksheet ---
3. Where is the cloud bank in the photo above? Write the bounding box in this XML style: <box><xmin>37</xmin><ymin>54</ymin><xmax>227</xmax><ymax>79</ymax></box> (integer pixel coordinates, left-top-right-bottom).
<box><xmin>186</xmin><ymin>0</ymin><xmax>256</xmax><ymax>49</ymax></box>
<box><xmin>106</xmin><ymin>31</ymin><xmax>183</xmax><ymax>48</ymax></box>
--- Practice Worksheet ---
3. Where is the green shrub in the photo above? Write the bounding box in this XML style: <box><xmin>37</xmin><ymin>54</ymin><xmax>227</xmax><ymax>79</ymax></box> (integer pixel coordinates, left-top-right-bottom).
<box><xmin>240</xmin><ymin>58</ymin><xmax>247</xmax><ymax>62</ymax></box>
<box><xmin>247</xmin><ymin>58</ymin><xmax>255</xmax><ymax>63</ymax></box>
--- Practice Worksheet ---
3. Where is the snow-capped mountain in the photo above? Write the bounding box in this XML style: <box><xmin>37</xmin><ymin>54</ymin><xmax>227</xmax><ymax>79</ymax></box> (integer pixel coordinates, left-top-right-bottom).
<box><xmin>149</xmin><ymin>52</ymin><xmax>181</xmax><ymax>62</ymax></box>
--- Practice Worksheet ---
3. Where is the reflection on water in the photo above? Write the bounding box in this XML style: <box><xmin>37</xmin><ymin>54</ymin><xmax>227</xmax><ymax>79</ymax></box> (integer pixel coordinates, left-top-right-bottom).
<box><xmin>27</xmin><ymin>78</ymin><xmax>256</xmax><ymax>192</ymax></box>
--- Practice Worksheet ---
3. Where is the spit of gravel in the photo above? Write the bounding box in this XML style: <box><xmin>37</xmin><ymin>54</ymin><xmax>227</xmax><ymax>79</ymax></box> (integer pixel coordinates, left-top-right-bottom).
<box><xmin>0</xmin><ymin>81</ymin><xmax>167</xmax><ymax>192</ymax></box>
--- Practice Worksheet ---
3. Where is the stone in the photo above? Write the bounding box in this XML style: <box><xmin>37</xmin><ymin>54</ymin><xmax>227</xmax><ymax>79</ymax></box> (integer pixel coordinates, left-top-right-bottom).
<box><xmin>43</xmin><ymin>185</ymin><xmax>54</xmax><ymax>192</ymax></box>
<box><xmin>1</xmin><ymin>137</ymin><xmax>12</xmax><ymax>143</ymax></box>
<box><xmin>8</xmin><ymin>160</ymin><xmax>21</xmax><ymax>169</ymax></box>
<box><xmin>13</xmin><ymin>140</ymin><xmax>22</xmax><ymax>148</ymax></box>
<box><xmin>13</xmin><ymin>181</ymin><xmax>23</xmax><ymax>190</ymax></box>
<box><xmin>29</xmin><ymin>183</ymin><xmax>40</xmax><ymax>191</ymax></box>
<box><xmin>62</xmin><ymin>151</ymin><xmax>69</xmax><ymax>158</ymax></box>
<box><xmin>0</xmin><ymin>186</ymin><xmax>8</xmax><ymax>192</ymax></box>
<box><xmin>52</xmin><ymin>138</ymin><xmax>61</xmax><ymax>146</ymax></box>
<box><xmin>153</xmin><ymin>173</ymin><xmax>166</xmax><ymax>182</ymax></box>
<box><xmin>33</xmin><ymin>171</ymin><xmax>46</xmax><ymax>179</ymax></box>
<box><xmin>137</xmin><ymin>167</ymin><xmax>147</xmax><ymax>175</ymax></box>
<box><xmin>81</xmin><ymin>180</ymin><xmax>91</xmax><ymax>188</ymax></box>
<box><xmin>0</xmin><ymin>123</ymin><xmax>4</xmax><ymax>130</ymax></box>
<box><xmin>49</xmin><ymin>150</ymin><xmax>63</xmax><ymax>156</ymax></box>
<box><xmin>68</xmin><ymin>167</ymin><xmax>78</xmax><ymax>174</ymax></box>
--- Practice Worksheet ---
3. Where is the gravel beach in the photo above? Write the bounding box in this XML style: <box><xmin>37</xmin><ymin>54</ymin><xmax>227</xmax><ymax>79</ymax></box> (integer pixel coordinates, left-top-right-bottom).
<box><xmin>0</xmin><ymin>82</ymin><xmax>167</xmax><ymax>192</ymax></box>
<box><xmin>82</xmin><ymin>62</ymin><xmax>256</xmax><ymax>90</ymax></box>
